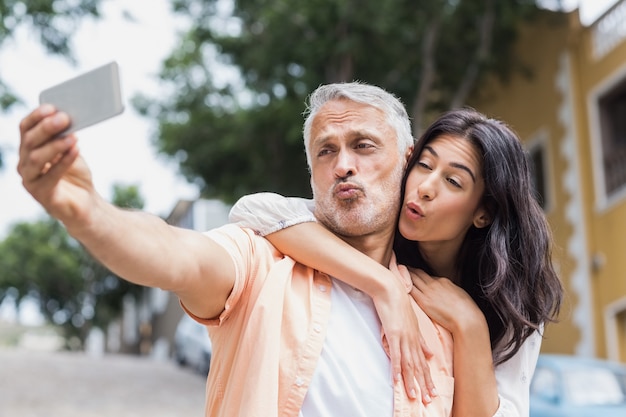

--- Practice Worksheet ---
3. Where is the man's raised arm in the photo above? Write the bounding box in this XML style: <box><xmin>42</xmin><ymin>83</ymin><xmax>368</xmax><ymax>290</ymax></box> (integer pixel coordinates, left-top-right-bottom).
<box><xmin>17</xmin><ymin>105</ymin><xmax>234</xmax><ymax>319</ymax></box>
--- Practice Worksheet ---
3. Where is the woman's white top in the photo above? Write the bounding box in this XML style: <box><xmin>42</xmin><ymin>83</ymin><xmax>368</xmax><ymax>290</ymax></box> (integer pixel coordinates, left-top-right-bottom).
<box><xmin>230</xmin><ymin>192</ymin><xmax>543</xmax><ymax>417</ymax></box>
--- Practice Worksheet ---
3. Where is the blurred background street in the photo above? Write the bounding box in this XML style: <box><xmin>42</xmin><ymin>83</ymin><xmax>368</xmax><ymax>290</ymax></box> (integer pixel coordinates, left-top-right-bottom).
<box><xmin>0</xmin><ymin>324</ymin><xmax>206</xmax><ymax>417</ymax></box>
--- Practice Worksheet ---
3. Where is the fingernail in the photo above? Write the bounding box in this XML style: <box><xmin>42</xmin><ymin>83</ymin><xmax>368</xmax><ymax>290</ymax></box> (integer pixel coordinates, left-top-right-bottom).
<box><xmin>396</xmin><ymin>373</ymin><xmax>401</xmax><ymax>382</ymax></box>
<box><xmin>40</xmin><ymin>104</ymin><xmax>54</xmax><ymax>116</ymax></box>
<box><xmin>424</xmin><ymin>394</ymin><xmax>431</xmax><ymax>403</ymax></box>
<box><xmin>431</xmin><ymin>388</ymin><xmax>438</xmax><ymax>397</ymax></box>
<box><xmin>52</xmin><ymin>113</ymin><xmax>67</xmax><ymax>127</ymax></box>
<box><xmin>410</xmin><ymin>389</ymin><xmax>417</xmax><ymax>399</ymax></box>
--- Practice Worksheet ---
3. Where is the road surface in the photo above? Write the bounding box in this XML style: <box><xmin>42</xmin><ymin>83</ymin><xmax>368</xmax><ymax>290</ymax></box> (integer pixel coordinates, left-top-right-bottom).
<box><xmin>0</xmin><ymin>347</ymin><xmax>207</xmax><ymax>417</ymax></box>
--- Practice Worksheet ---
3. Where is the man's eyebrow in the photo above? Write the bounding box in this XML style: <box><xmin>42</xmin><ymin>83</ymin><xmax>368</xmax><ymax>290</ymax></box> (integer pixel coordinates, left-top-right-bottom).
<box><xmin>351</xmin><ymin>129</ymin><xmax>379</xmax><ymax>139</ymax></box>
<box><xmin>423</xmin><ymin>145</ymin><xmax>477</xmax><ymax>183</ymax></box>
<box><xmin>311</xmin><ymin>135</ymin><xmax>332</xmax><ymax>148</ymax></box>
<box><xmin>312</xmin><ymin>130</ymin><xmax>382</xmax><ymax>146</ymax></box>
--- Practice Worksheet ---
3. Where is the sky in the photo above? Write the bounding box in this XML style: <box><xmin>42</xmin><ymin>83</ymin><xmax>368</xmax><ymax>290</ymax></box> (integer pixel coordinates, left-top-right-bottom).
<box><xmin>0</xmin><ymin>0</ymin><xmax>618</xmax><ymax>242</ymax></box>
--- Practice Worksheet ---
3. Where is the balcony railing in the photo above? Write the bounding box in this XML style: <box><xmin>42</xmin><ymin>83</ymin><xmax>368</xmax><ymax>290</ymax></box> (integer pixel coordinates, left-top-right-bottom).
<box><xmin>592</xmin><ymin>0</ymin><xmax>626</xmax><ymax>60</ymax></box>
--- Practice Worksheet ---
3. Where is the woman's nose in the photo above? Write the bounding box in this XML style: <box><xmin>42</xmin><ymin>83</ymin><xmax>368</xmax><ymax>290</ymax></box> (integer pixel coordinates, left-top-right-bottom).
<box><xmin>417</xmin><ymin>175</ymin><xmax>436</xmax><ymax>200</ymax></box>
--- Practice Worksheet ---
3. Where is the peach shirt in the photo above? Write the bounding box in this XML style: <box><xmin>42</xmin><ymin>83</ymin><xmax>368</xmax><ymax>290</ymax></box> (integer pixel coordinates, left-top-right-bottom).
<box><xmin>184</xmin><ymin>224</ymin><xmax>454</xmax><ymax>417</ymax></box>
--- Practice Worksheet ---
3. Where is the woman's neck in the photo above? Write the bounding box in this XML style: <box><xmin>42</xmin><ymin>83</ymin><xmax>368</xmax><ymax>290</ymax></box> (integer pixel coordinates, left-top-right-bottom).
<box><xmin>418</xmin><ymin>242</ymin><xmax>462</xmax><ymax>284</ymax></box>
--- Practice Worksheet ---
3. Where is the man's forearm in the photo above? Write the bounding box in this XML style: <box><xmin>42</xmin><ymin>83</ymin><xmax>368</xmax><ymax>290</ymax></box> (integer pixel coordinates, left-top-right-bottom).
<box><xmin>63</xmin><ymin>196</ymin><xmax>193</xmax><ymax>291</ymax></box>
<box><xmin>63</xmin><ymin>196</ymin><xmax>235</xmax><ymax>319</ymax></box>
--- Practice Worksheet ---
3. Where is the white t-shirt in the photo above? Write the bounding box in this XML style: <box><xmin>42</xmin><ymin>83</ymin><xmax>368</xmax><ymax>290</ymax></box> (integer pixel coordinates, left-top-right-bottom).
<box><xmin>300</xmin><ymin>279</ymin><xmax>393</xmax><ymax>417</ymax></box>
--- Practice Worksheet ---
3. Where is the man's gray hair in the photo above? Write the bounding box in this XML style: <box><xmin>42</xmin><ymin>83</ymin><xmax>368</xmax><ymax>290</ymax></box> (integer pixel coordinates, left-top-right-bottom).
<box><xmin>302</xmin><ymin>82</ymin><xmax>414</xmax><ymax>167</ymax></box>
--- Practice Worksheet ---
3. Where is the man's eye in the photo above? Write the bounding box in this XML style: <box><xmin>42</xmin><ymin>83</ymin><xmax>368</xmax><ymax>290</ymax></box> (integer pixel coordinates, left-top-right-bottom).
<box><xmin>356</xmin><ymin>143</ymin><xmax>374</xmax><ymax>149</ymax></box>
<box><xmin>317</xmin><ymin>149</ymin><xmax>332</xmax><ymax>156</ymax></box>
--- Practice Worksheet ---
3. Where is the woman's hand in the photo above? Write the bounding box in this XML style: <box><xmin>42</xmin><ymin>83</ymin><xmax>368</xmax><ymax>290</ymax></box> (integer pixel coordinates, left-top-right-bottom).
<box><xmin>372</xmin><ymin>278</ymin><xmax>437</xmax><ymax>404</ymax></box>
<box><xmin>408</xmin><ymin>268</ymin><xmax>483</xmax><ymax>334</ymax></box>
<box><xmin>410</xmin><ymin>269</ymin><xmax>500</xmax><ymax>417</ymax></box>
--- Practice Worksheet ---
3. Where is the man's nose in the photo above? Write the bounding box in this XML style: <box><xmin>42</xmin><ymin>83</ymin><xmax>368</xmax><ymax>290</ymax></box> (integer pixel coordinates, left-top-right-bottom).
<box><xmin>334</xmin><ymin>150</ymin><xmax>356</xmax><ymax>178</ymax></box>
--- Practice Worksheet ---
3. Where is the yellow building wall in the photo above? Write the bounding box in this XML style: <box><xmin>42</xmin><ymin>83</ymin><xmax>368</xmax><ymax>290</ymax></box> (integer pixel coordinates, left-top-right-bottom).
<box><xmin>470</xmin><ymin>11</ymin><xmax>583</xmax><ymax>355</ymax></box>
<box><xmin>572</xmin><ymin>4</ymin><xmax>626</xmax><ymax>360</ymax></box>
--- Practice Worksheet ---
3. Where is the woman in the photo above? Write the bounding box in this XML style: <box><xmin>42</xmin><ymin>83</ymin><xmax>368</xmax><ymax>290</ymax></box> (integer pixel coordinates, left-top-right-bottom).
<box><xmin>231</xmin><ymin>108</ymin><xmax>563</xmax><ymax>416</ymax></box>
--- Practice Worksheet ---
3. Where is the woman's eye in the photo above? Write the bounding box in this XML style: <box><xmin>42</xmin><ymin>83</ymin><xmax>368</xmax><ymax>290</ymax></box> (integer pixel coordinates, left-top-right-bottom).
<box><xmin>417</xmin><ymin>161</ymin><xmax>431</xmax><ymax>170</ymax></box>
<box><xmin>447</xmin><ymin>178</ymin><xmax>462</xmax><ymax>188</ymax></box>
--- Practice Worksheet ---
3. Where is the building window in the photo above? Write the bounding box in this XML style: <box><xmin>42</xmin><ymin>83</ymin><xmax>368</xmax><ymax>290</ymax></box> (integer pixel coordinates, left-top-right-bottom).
<box><xmin>526</xmin><ymin>133</ymin><xmax>551</xmax><ymax>211</ymax></box>
<box><xmin>598</xmin><ymin>78</ymin><xmax>626</xmax><ymax>196</ymax></box>
<box><xmin>529</xmin><ymin>146</ymin><xmax>547</xmax><ymax>209</ymax></box>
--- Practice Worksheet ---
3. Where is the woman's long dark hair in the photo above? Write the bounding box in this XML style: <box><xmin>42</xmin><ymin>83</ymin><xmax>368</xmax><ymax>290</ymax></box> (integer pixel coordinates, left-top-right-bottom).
<box><xmin>394</xmin><ymin>108</ymin><xmax>563</xmax><ymax>365</ymax></box>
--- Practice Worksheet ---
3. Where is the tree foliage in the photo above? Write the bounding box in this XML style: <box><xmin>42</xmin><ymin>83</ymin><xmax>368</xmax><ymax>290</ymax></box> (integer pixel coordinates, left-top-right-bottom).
<box><xmin>0</xmin><ymin>0</ymin><xmax>102</xmax><ymax>110</ymax></box>
<box><xmin>0</xmin><ymin>184</ymin><xmax>144</xmax><ymax>348</ymax></box>
<box><xmin>0</xmin><ymin>219</ymin><xmax>84</xmax><ymax>324</ymax></box>
<box><xmin>136</xmin><ymin>0</ymin><xmax>565</xmax><ymax>202</ymax></box>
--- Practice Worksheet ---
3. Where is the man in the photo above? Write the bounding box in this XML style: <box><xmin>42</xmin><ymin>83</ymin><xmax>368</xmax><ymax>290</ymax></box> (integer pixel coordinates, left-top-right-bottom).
<box><xmin>18</xmin><ymin>82</ymin><xmax>453</xmax><ymax>416</ymax></box>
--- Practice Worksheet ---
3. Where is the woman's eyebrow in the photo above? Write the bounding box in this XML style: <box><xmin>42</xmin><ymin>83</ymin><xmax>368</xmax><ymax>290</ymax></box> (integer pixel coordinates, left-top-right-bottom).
<box><xmin>450</xmin><ymin>162</ymin><xmax>476</xmax><ymax>183</ymax></box>
<box><xmin>424</xmin><ymin>145</ymin><xmax>477</xmax><ymax>183</ymax></box>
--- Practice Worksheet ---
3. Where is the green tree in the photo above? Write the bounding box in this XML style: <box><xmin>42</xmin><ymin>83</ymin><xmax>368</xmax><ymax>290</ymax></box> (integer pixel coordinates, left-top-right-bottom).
<box><xmin>135</xmin><ymin>0</ymin><xmax>567</xmax><ymax>202</ymax></box>
<box><xmin>0</xmin><ymin>183</ymin><xmax>145</xmax><ymax>348</ymax></box>
<box><xmin>0</xmin><ymin>218</ymin><xmax>85</xmax><ymax>340</ymax></box>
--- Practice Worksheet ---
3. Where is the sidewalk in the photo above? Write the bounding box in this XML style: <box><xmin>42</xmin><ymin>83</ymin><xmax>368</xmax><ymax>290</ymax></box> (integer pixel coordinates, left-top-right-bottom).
<box><xmin>0</xmin><ymin>347</ymin><xmax>207</xmax><ymax>417</ymax></box>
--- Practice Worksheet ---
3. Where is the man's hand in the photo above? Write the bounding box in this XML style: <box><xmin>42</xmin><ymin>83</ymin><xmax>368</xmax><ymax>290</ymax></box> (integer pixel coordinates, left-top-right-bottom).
<box><xmin>18</xmin><ymin>105</ymin><xmax>96</xmax><ymax>226</ymax></box>
<box><xmin>373</xmin><ymin>278</ymin><xmax>437</xmax><ymax>404</ymax></box>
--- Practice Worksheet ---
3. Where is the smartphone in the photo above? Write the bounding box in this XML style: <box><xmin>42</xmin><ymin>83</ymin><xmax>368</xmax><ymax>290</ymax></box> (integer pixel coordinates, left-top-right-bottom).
<box><xmin>39</xmin><ymin>61</ymin><xmax>125</xmax><ymax>135</ymax></box>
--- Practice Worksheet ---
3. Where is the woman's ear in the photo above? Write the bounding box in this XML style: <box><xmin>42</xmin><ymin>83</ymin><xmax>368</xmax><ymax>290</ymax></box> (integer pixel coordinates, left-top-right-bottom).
<box><xmin>473</xmin><ymin>208</ymin><xmax>492</xmax><ymax>229</ymax></box>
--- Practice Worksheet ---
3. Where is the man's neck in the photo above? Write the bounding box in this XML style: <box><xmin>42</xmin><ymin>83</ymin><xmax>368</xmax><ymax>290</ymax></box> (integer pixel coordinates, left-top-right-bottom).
<box><xmin>341</xmin><ymin>230</ymin><xmax>395</xmax><ymax>267</ymax></box>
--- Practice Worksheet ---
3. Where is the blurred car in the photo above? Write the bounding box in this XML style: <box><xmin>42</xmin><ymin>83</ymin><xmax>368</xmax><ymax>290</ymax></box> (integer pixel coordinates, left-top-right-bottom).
<box><xmin>530</xmin><ymin>353</ymin><xmax>626</xmax><ymax>417</ymax></box>
<box><xmin>173</xmin><ymin>314</ymin><xmax>212</xmax><ymax>376</ymax></box>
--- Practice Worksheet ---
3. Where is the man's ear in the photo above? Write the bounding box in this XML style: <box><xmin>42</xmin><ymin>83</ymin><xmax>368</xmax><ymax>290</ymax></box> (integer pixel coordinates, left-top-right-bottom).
<box><xmin>473</xmin><ymin>207</ymin><xmax>492</xmax><ymax>229</ymax></box>
<box><xmin>404</xmin><ymin>145</ymin><xmax>414</xmax><ymax>166</ymax></box>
